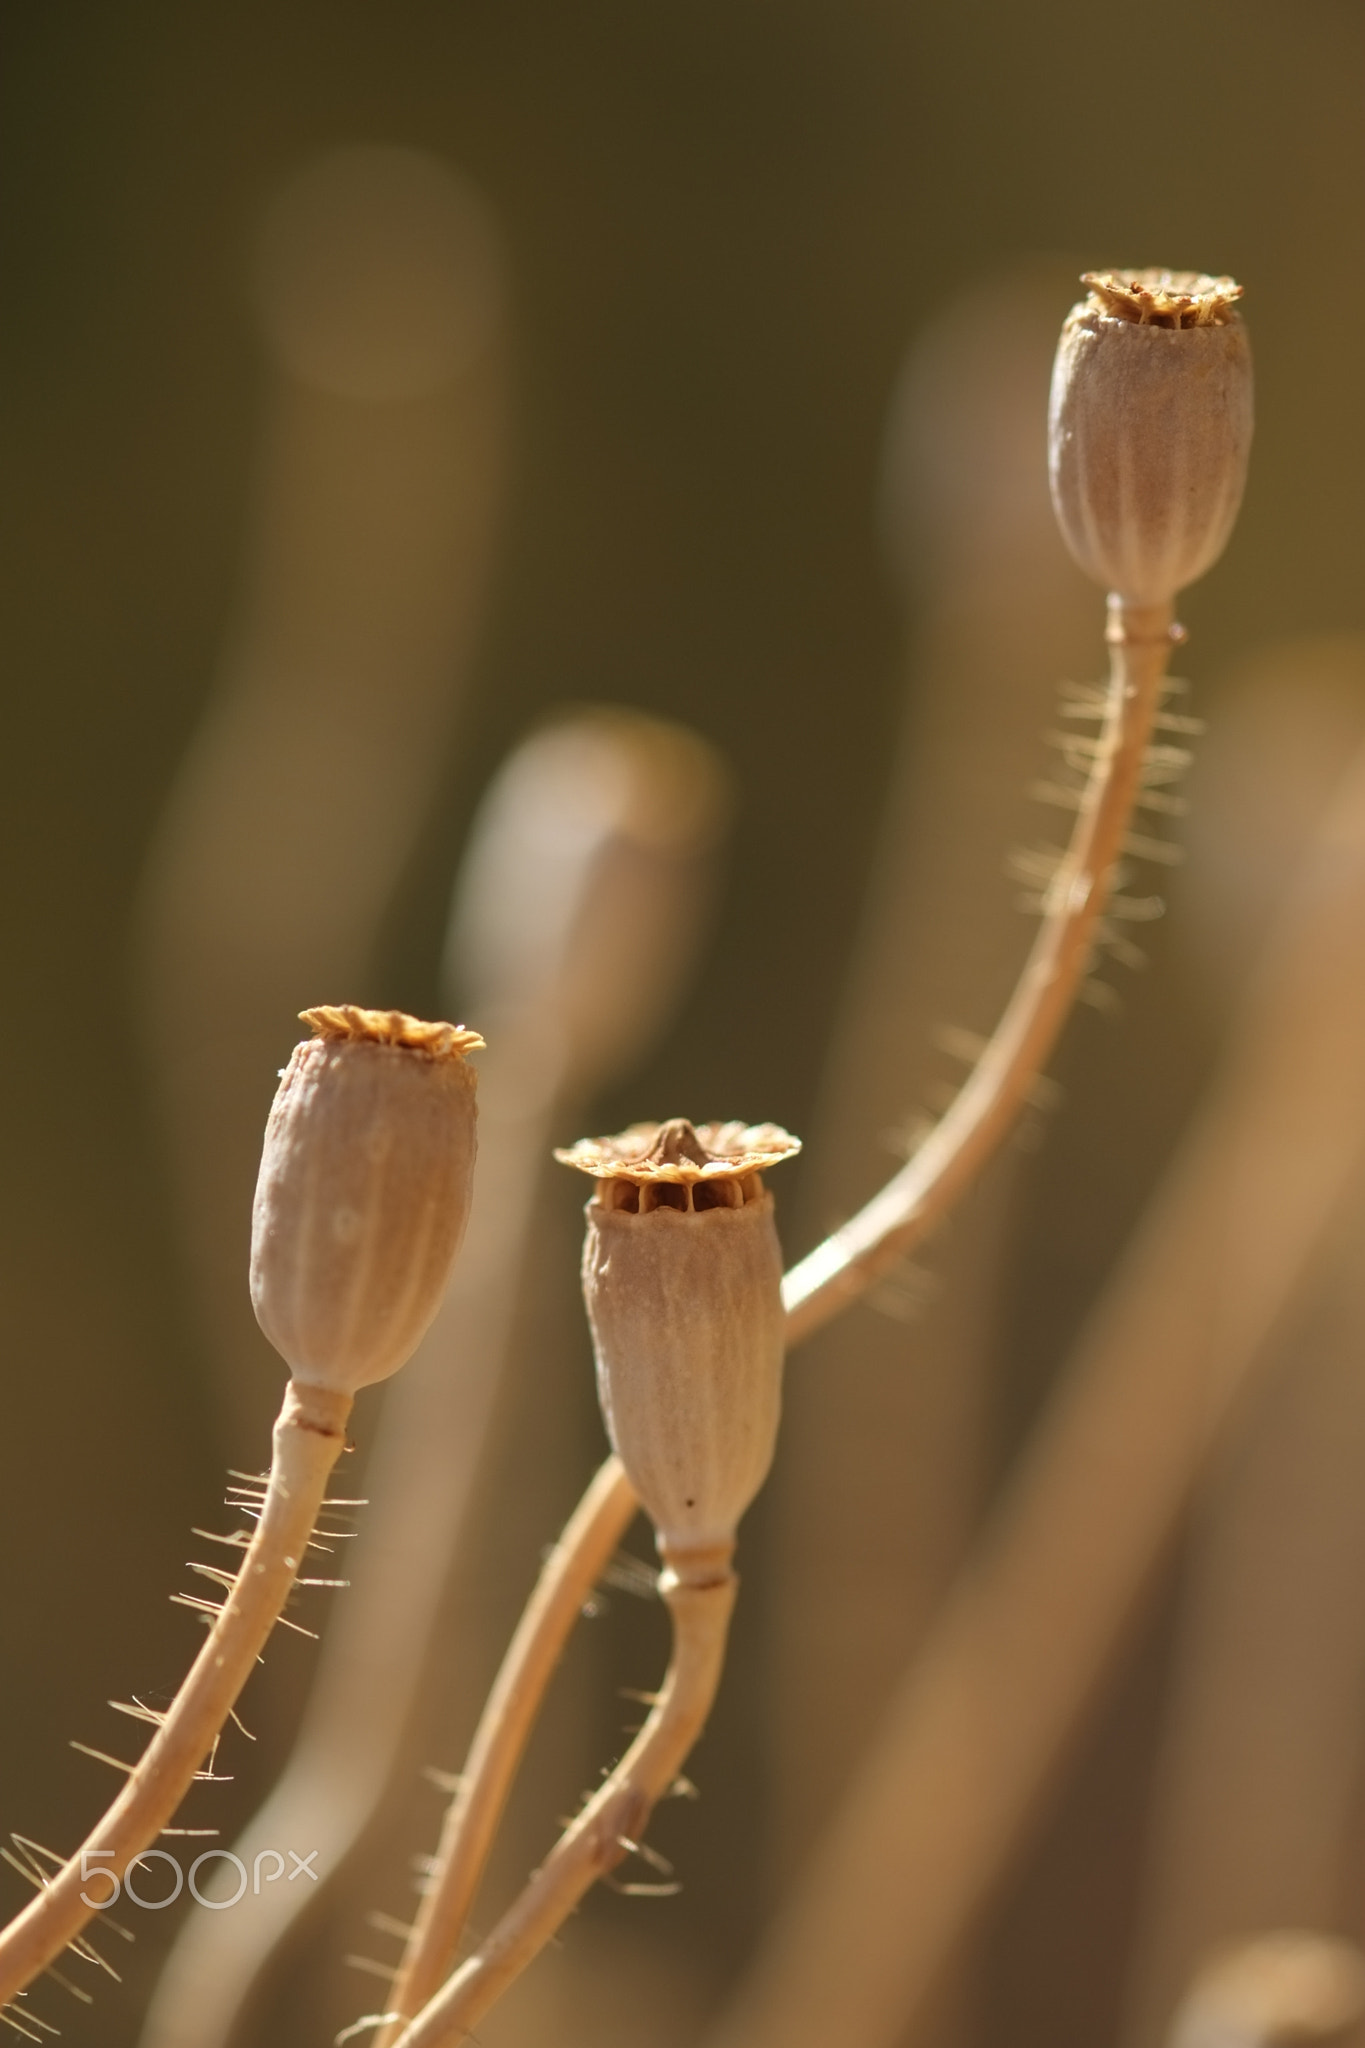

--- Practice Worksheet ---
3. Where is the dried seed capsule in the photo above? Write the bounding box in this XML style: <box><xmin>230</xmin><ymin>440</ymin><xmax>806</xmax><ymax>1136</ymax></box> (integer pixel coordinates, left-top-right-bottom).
<box><xmin>251</xmin><ymin>1005</ymin><xmax>482</xmax><ymax>1392</ymax></box>
<box><xmin>1048</xmin><ymin>269</ymin><xmax>1253</xmax><ymax>604</ymax></box>
<box><xmin>558</xmin><ymin>1118</ymin><xmax>800</xmax><ymax>1568</ymax></box>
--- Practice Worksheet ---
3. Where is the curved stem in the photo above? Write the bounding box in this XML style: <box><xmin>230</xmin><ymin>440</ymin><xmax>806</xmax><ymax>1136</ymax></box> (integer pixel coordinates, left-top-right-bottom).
<box><xmin>782</xmin><ymin>593</ymin><xmax>1175</xmax><ymax>1340</ymax></box>
<box><xmin>375</xmin><ymin>1456</ymin><xmax>638</xmax><ymax>2044</ymax></box>
<box><xmin>394</xmin><ymin>1548</ymin><xmax>737</xmax><ymax>2048</ymax></box>
<box><xmin>369</xmin><ymin>594</ymin><xmax>1174</xmax><ymax>2034</ymax></box>
<box><xmin>0</xmin><ymin>1379</ymin><xmax>351</xmax><ymax>2008</ymax></box>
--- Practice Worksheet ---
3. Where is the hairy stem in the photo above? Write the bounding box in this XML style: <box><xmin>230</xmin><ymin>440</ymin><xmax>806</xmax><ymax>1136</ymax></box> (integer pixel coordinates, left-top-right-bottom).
<box><xmin>370</xmin><ymin>593</ymin><xmax>1173</xmax><ymax>2033</ymax></box>
<box><xmin>0</xmin><ymin>1379</ymin><xmax>351</xmax><ymax>2008</ymax></box>
<box><xmin>394</xmin><ymin>1547</ymin><xmax>736</xmax><ymax>2048</ymax></box>
<box><xmin>782</xmin><ymin>592</ymin><xmax>1175</xmax><ymax>1339</ymax></box>
<box><xmin>375</xmin><ymin>1455</ymin><xmax>639</xmax><ymax>2044</ymax></box>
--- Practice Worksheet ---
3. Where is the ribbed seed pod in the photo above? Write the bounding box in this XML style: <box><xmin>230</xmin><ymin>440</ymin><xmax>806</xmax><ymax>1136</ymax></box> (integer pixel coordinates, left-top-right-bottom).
<box><xmin>558</xmin><ymin>1118</ymin><xmax>800</xmax><ymax>1569</ymax></box>
<box><xmin>251</xmin><ymin>1005</ymin><xmax>482</xmax><ymax>1392</ymax></box>
<box><xmin>1048</xmin><ymin>269</ymin><xmax>1253</xmax><ymax>603</ymax></box>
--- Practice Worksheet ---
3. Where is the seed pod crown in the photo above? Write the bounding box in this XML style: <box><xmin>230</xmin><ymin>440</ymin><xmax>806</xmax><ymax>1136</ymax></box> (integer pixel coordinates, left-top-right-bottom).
<box><xmin>558</xmin><ymin>1117</ymin><xmax>800</xmax><ymax>1208</ymax></box>
<box><xmin>251</xmin><ymin>1005</ymin><xmax>482</xmax><ymax>1393</ymax></box>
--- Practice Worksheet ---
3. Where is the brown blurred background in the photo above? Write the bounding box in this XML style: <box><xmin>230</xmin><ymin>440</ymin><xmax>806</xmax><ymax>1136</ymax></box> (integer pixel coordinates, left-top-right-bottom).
<box><xmin>3</xmin><ymin>4</ymin><xmax>1365</xmax><ymax>2046</ymax></box>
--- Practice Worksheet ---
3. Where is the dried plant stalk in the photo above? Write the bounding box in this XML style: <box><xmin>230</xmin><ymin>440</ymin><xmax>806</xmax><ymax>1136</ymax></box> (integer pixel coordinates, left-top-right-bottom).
<box><xmin>374</xmin><ymin>1455</ymin><xmax>638</xmax><ymax>2042</ymax></box>
<box><xmin>353</xmin><ymin>270</ymin><xmax>1257</xmax><ymax>2045</ymax></box>
<box><xmin>0</xmin><ymin>1005</ymin><xmax>476</xmax><ymax>2021</ymax></box>
<box><xmin>368</xmin><ymin>594</ymin><xmax>1175</xmax><ymax>2038</ymax></box>
<box><xmin>783</xmin><ymin>590</ymin><xmax>1176</xmax><ymax>1338</ymax></box>
<box><xmin>0</xmin><ymin>1380</ymin><xmax>351</xmax><ymax>2007</ymax></box>
<box><xmin>380</xmin><ymin>1121</ymin><xmax>794</xmax><ymax>2044</ymax></box>
<box><xmin>392</xmin><ymin>1556</ymin><xmax>736</xmax><ymax>2048</ymax></box>
<box><xmin>771</xmin><ymin>258</ymin><xmax>1097</xmax><ymax>1885</ymax></box>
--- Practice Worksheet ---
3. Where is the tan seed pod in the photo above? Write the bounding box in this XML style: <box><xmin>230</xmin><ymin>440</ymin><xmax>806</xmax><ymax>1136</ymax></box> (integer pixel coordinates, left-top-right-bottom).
<box><xmin>251</xmin><ymin>1005</ymin><xmax>482</xmax><ymax>1393</ymax></box>
<box><xmin>1048</xmin><ymin>268</ymin><xmax>1253</xmax><ymax>604</ymax></box>
<box><xmin>558</xmin><ymin>1118</ymin><xmax>800</xmax><ymax>1568</ymax></box>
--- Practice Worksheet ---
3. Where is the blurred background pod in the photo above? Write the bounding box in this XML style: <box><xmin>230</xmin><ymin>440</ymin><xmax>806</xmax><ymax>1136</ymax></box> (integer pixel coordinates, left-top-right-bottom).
<box><xmin>140</xmin><ymin>707</ymin><xmax>730</xmax><ymax>2048</ymax></box>
<box><xmin>135</xmin><ymin>143</ymin><xmax>509</xmax><ymax>1454</ymax></box>
<box><xmin>1163</xmin><ymin>1932</ymin><xmax>1365</xmax><ymax>2048</ymax></box>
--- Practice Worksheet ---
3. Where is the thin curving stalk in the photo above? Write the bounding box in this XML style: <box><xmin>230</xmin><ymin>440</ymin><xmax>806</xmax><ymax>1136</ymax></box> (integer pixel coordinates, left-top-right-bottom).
<box><xmin>0</xmin><ymin>1380</ymin><xmax>350</xmax><ymax>2008</ymax></box>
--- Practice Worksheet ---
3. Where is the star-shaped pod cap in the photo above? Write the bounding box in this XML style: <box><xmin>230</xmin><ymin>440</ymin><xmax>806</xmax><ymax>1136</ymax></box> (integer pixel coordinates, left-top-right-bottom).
<box><xmin>1079</xmin><ymin>269</ymin><xmax>1242</xmax><ymax>329</ymax></box>
<box><xmin>557</xmin><ymin>1118</ymin><xmax>799</xmax><ymax>1214</ymax></box>
<box><xmin>301</xmin><ymin>1003</ymin><xmax>484</xmax><ymax>1058</ymax></box>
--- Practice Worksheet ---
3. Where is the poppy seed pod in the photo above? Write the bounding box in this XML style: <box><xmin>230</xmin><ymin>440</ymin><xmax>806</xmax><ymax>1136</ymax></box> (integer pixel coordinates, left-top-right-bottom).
<box><xmin>1048</xmin><ymin>269</ymin><xmax>1253</xmax><ymax>604</ymax></box>
<box><xmin>251</xmin><ymin>1005</ymin><xmax>482</xmax><ymax>1393</ymax></box>
<box><xmin>557</xmin><ymin>1118</ymin><xmax>800</xmax><ymax>1570</ymax></box>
